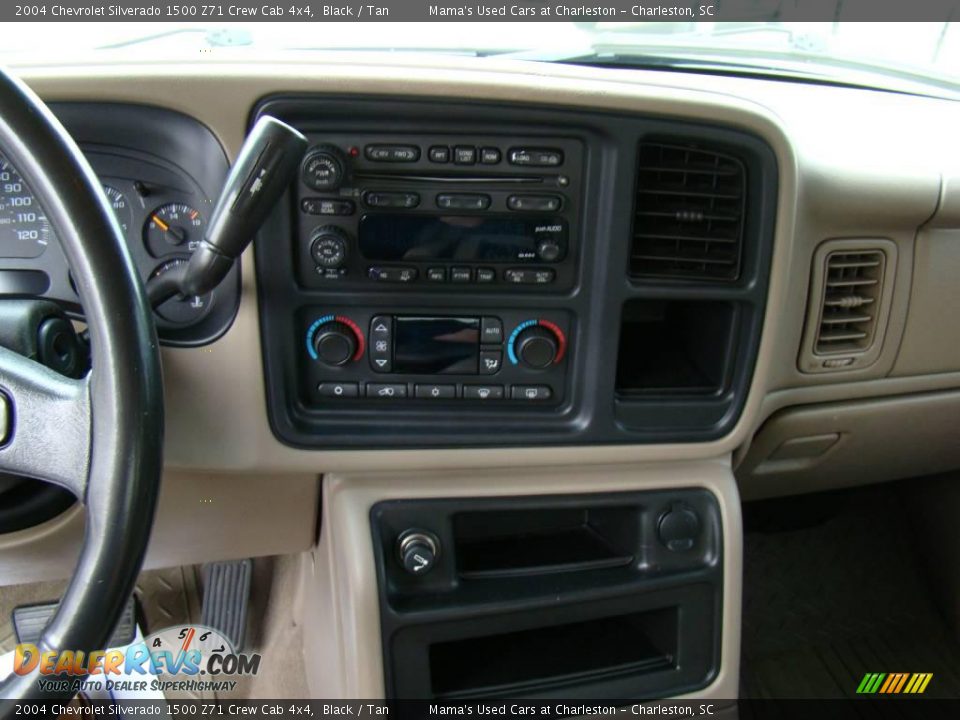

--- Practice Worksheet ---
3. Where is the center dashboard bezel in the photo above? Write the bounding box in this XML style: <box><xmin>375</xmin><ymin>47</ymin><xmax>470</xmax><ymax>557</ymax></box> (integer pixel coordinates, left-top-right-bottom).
<box><xmin>252</xmin><ymin>95</ymin><xmax>778</xmax><ymax>449</ymax></box>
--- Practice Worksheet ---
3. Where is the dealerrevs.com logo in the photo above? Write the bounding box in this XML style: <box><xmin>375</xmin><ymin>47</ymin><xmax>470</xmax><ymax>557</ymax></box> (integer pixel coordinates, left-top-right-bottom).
<box><xmin>14</xmin><ymin>625</ymin><xmax>261</xmax><ymax>694</ymax></box>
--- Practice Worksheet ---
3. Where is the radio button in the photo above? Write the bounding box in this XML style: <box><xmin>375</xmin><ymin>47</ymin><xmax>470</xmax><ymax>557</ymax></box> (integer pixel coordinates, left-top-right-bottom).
<box><xmin>463</xmin><ymin>385</ymin><xmax>505</xmax><ymax>400</ymax></box>
<box><xmin>369</xmin><ymin>266</ymin><xmax>418</xmax><ymax>283</ymax></box>
<box><xmin>310</xmin><ymin>228</ymin><xmax>348</xmax><ymax>269</ymax></box>
<box><xmin>415</xmin><ymin>384</ymin><xmax>456</xmax><ymax>399</ymax></box>
<box><xmin>508</xmin><ymin>148</ymin><xmax>564</xmax><ymax>167</ymax></box>
<box><xmin>302</xmin><ymin>199</ymin><xmax>355</xmax><ymax>216</ymax></box>
<box><xmin>480</xmin><ymin>147</ymin><xmax>501</xmax><ymax>164</ymax></box>
<box><xmin>504</xmin><ymin>268</ymin><xmax>556</xmax><ymax>285</ymax></box>
<box><xmin>317</xmin><ymin>382</ymin><xmax>359</xmax><ymax>399</ymax></box>
<box><xmin>428</xmin><ymin>146</ymin><xmax>451</xmax><ymax>163</ymax></box>
<box><xmin>476</xmin><ymin>267</ymin><xmax>496</xmax><ymax>283</ymax></box>
<box><xmin>367</xmin><ymin>383</ymin><xmax>408</xmax><ymax>399</ymax></box>
<box><xmin>480</xmin><ymin>317</ymin><xmax>503</xmax><ymax>344</ymax></box>
<box><xmin>302</xmin><ymin>146</ymin><xmax>346</xmax><ymax>191</ymax></box>
<box><xmin>536</xmin><ymin>239</ymin><xmax>563</xmax><ymax>263</ymax></box>
<box><xmin>365</xmin><ymin>144</ymin><xmax>420</xmax><ymax>162</ymax></box>
<box><xmin>480</xmin><ymin>350</ymin><xmax>503</xmax><ymax>375</ymax></box>
<box><xmin>363</xmin><ymin>191</ymin><xmax>420</xmax><ymax>209</ymax></box>
<box><xmin>450</xmin><ymin>267</ymin><xmax>473</xmax><ymax>283</ymax></box>
<box><xmin>507</xmin><ymin>194</ymin><xmax>562</xmax><ymax>212</ymax></box>
<box><xmin>453</xmin><ymin>146</ymin><xmax>477</xmax><ymax>165</ymax></box>
<box><xmin>511</xmin><ymin>385</ymin><xmax>553</xmax><ymax>401</ymax></box>
<box><xmin>426</xmin><ymin>267</ymin><xmax>447</xmax><ymax>282</ymax></box>
<box><xmin>436</xmin><ymin>193</ymin><xmax>491</xmax><ymax>211</ymax></box>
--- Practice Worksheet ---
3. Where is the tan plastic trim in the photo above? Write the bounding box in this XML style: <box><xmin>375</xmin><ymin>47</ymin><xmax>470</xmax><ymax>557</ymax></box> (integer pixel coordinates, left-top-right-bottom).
<box><xmin>738</xmin><ymin>389</ymin><xmax>960</xmax><ymax>500</ymax></box>
<box><xmin>0</xmin><ymin>471</ymin><xmax>319</xmax><ymax>586</ymax></box>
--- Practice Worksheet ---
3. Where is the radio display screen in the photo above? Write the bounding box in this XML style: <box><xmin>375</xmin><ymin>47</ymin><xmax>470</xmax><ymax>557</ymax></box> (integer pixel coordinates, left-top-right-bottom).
<box><xmin>358</xmin><ymin>215</ymin><xmax>565</xmax><ymax>263</ymax></box>
<box><xmin>394</xmin><ymin>316</ymin><xmax>480</xmax><ymax>375</ymax></box>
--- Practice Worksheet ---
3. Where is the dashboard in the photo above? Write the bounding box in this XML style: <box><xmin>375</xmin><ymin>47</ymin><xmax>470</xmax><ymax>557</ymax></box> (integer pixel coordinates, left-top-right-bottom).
<box><xmin>0</xmin><ymin>57</ymin><xmax>956</xmax><ymax>477</ymax></box>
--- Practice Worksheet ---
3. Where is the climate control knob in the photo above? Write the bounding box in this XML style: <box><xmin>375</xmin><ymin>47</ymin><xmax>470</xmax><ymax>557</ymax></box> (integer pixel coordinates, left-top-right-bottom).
<box><xmin>515</xmin><ymin>326</ymin><xmax>560</xmax><ymax>369</ymax></box>
<box><xmin>310</xmin><ymin>226</ymin><xmax>349</xmax><ymax>269</ymax></box>
<box><xmin>313</xmin><ymin>321</ymin><xmax>359</xmax><ymax>367</ymax></box>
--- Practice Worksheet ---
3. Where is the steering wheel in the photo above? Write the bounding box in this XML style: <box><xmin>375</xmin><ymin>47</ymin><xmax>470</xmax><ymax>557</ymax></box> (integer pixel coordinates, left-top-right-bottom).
<box><xmin>0</xmin><ymin>68</ymin><xmax>163</xmax><ymax>703</ymax></box>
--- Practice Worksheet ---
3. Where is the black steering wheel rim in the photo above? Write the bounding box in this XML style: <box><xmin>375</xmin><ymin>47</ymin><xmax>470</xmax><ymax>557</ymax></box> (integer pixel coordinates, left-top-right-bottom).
<box><xmin>0</xmin><ymin>68</ymin><xmax>163</xmax><ymax>703</ymax></box>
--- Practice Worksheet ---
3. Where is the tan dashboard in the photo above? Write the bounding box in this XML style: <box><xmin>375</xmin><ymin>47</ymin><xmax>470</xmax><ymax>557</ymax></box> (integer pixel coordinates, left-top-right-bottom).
<box><xmin>8</xmin><ymin>56</ymin><xmax>957</xmax><ymax>480</ymax></box>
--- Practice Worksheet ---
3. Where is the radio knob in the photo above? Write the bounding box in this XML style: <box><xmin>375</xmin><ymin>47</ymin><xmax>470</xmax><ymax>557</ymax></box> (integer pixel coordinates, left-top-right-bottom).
<box><xmin>302</xmin><ymin>145</ymin><xmax>346</xmax><ymax>191</ymax></box>
<box><xmin>536</xmin><ymin>239</ymin><xmax>562</xmax><ymax>262</ymax></box>
<box><xmin>313</xmin><ymin>321</ymin><xmax>358</xmax><ymax>367</ymax></box>
<box><xmin>310</xmin><ymin>226</ymin><xmax>349</xmax><ymax>269</ymax></box>
<box><xmin>515</xmin><ymin>326</ymin><xmax>560</xmax><ymax>369</ymax></box>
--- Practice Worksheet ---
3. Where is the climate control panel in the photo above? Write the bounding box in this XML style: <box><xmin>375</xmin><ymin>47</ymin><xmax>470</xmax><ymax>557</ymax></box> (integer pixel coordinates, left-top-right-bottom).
<box><xmin>299</xmin><ymin>308</ymin><xmax>571</xmax><ymax>407</ymax></box>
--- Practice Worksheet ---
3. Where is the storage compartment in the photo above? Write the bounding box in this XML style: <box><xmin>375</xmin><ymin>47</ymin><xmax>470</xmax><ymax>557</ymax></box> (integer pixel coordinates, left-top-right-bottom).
<box><xmin>616</xmin><ymin>300</ymin><xmax>737</xmax><ymax>395</ymax></box>
<box><xmin>373</xmin><ymin>490</ymin><xmax>724</xmax><ymax>700</ymax></box>
<box><xmin>429</xmin><ymin>607</ymin><xmax>677</xmax><ymax>697</ymax></box>
<box><xmin>454</xmin><ymin>506</ymin><xmax>637</xmax><ymax>578</ymax></box>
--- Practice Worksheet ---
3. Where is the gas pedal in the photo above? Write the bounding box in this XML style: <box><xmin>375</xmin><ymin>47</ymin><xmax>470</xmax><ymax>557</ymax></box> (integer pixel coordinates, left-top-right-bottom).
<box><xmin>199</xmin><ymin>559</ymin><xmax>252</xmax><ymax>651</ymax></box>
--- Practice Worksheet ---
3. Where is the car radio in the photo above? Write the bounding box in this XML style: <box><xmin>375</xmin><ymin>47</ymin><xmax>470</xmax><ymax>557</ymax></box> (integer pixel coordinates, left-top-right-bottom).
<box><xmin>294</xmin><ymin>133</ymin><xmax>583</xmax><ymax>292</ymax></box>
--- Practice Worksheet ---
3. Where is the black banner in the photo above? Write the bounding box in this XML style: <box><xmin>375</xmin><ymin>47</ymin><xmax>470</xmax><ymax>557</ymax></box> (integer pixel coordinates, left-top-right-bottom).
<box><xmin>3</xmin><ymin>0</ymin><xmax>960</xmax><ymax>22</ymax></box>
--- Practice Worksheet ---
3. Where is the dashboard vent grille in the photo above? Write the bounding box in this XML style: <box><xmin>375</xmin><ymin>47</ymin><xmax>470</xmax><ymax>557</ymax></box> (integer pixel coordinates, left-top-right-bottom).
<box><xmin>631</xmin><ymin>141</ymin><xmax>746</xmax><ymax>281</ymax></box>
<box><xmin>815</xmin><ymin>250</ymin><xmax>886</xmax><ymax>355</ymax></box>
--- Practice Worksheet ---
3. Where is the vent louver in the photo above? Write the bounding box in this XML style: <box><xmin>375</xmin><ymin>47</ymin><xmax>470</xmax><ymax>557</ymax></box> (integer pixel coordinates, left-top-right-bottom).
<box><xmin>631</xmin><ymin>141</ymin><xmax>746</xmax><ymax>281</ymax></box>
<box><xmin>815</xmin><ymin>250</ymin><xmax>886</xmax><ymax>355</ymax></box>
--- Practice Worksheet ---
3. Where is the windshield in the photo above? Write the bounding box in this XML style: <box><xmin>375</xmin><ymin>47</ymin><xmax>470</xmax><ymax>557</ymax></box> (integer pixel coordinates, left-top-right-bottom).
<box><xmin>4</xmin><ymin>21</ymin><xmax>959</xmax><ymax>93</ymax></box>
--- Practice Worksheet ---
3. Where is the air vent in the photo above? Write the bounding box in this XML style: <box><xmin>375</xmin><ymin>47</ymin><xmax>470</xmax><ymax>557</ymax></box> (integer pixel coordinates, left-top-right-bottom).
<box><xmin>799</xmin><ymin>239</ymin><xmax>897</xmax><ymax>374</ymax></box>
<box><xmin>815</xmin><ymin>250</ymin><xmax>886</xmax><ymax>355</ymax></box>
<box><xmin>631</xmin><ymin>141</ymin><xmax>746</xmax><ymax>281</ymax></box>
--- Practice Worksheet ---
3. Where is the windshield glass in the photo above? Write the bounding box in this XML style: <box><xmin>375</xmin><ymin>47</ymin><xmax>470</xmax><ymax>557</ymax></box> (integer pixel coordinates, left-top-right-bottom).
<box><xmin>4</xmin><ymin>21</ymin><xmax>959</xmax><ymax>92</ymax></box>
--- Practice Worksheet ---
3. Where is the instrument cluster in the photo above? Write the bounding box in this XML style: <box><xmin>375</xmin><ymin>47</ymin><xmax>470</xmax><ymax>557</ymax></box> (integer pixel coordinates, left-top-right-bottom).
<box><xmin>0</xmin><ymin>103</ymin><xmax>240</xmax><ymax>346</ymax></box>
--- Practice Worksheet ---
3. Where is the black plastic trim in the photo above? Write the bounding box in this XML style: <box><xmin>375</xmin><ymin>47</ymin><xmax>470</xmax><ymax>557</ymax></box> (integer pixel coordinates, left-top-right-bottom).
<box><xmin>371</xmin><ymin>489</ymin><xmax>723</xmax><ymax>700</ymax></box>
<box><xmin>6</xmin><ymin>103</ymin><xmax>242</xmax><ymax>348</ymax></box>
<box><xmin>252</xmin><ymin>95</ymin><xmax>778</xmax><ymax>449</ymax></box>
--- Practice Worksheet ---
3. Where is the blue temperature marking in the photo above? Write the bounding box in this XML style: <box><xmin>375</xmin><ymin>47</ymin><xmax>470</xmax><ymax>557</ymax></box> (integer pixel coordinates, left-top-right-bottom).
<box><xmin>306</xmin><ymin>314</ymin><xmax>335</xmax><ymax>360</ymax></box>
<box><xmin>507</xmin><ymin>319</ymin><xmax>537</xmax><ymax>365</ymax></box>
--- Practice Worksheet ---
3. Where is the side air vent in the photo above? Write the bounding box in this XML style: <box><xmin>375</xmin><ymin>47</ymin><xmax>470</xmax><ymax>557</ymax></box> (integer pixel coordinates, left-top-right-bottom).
<box><xmin>799</xmin><ymin>239</ymin><xmax>898</xmax><ymax>374</ymax></box>
<box><xmin>631</xmin><ymin>141</ymin><xmax>746</xmax><ymax>281</ymax></box>
<box><xmin>815</xmin><ymin>250</ymin><xmax>885</xmax><ymax>355</ymax></box>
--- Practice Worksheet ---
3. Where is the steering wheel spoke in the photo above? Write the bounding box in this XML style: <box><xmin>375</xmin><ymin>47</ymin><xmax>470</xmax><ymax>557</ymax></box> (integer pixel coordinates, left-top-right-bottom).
<box><xmin>0</xmin><ymin>344</ymin><xmax>90</xmax><ymax>500</ymax></box>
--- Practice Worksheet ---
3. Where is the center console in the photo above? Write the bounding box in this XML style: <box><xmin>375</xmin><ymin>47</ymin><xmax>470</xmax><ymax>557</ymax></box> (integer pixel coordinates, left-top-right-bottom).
<box><xmin>253</xmin><ymin>97</ymin><xmax>777</xmax><ymax>449</ymax></box>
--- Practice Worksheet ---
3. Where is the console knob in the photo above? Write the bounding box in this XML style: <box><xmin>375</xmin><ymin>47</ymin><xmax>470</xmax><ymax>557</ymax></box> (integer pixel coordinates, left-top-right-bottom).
<box><xmin>313</xmin><ymin>321</ymin><xmax>358</xmax><ymax>367</ymax></box>
<box><xmin>397</xmin><ymin>530</ymin><xmax>440</xmax><ymax>576</ymax></box>
<box><xmin>515</xmin><ymin>325</ymin><xmax>560</xmax><ymax>369</ymax></box>
<box><xmin>310</xmin><ymin>226</ymin><xmax>349</xmax><ymax>269</ymax></box>
<box><xmin>536</xmin><ymin>239</ymin><xmax>562</xmax><ymax>262</ymax></box>
<box><xmin>301</xmin><ymin>145</ymin><xmax>346</xmax><ymax>191</ymax></box>
<box><xmin>657</xmin><ymin>503</ymin><xmax>701</xmax><ymax>552</ymax></box>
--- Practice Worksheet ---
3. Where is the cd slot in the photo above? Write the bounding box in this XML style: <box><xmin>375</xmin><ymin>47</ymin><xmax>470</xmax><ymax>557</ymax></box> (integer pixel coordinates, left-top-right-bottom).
<box><xmin>354</xmin><ymin>172</ymin><xmax>546</xmax><ymax>184</ymax></box>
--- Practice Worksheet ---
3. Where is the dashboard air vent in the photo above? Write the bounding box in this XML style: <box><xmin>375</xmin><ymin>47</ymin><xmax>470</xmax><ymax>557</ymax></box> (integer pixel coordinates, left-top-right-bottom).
<box><xmin>814</xmin><ymin>250</ymin><xmax>886</xmax><ymax>355</ymax></box>
<box><xmin>631</xmin><ymin>141</ymin><xmax>746</xmax><ymax>281</ymax></box>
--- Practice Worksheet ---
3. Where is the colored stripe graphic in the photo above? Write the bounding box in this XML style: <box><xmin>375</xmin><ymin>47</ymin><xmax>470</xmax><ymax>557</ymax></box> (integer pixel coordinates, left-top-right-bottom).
<box><xmin>857</xmin><ymin>672</ymin><xmax>932</xmax><ymax>694</ymax></box>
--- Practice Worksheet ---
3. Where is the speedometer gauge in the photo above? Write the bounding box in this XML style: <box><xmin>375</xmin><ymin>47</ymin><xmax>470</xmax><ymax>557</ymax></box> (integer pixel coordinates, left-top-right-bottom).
<box><xmin>102</xmin><ymin>184</ymin><xmax>132</xmax><ymax>234</ymax></box>
<box><xmin>0</xmin><ymin>152</ymin><xmax>52</xmax><ymax>258</ymax></box>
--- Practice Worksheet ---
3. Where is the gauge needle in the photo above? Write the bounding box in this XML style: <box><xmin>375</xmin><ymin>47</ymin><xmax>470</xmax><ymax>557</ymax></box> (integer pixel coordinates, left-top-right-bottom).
<box><xmin>151</xmin><ymin>214</ymin><xmax>169</xmax><ymax>231</ymax></box>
